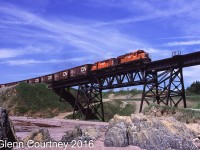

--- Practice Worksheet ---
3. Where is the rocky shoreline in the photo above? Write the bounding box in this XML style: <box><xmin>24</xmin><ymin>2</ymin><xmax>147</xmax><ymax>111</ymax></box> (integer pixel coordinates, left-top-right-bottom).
<box><xmin>0</xmin><ymin>107</ymin><xmax>199</xmax><ymax>150</ymax></box>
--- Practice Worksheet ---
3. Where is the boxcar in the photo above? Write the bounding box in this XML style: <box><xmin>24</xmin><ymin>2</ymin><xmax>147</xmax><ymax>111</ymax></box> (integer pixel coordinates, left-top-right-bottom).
<box><xmin>54</xmin><ymin>72</ymin><xmax>60</xmax><ymax>81</ymax></box>
<box><xmin>70</xmin><ymin>64</ymin><xmax>91</xmax><ymax>78</ymax></box>
<box><xmin>0</xmin><ymin>84</ymin><xmax>6</xmax><ymax>88</ymax></box>
<box><xmin>41</xmin><ymin>74</ymin><xmax>53</xmax><ymax>83</ymax></box>
<box><xmin>53</xmin><ymin>70</ymin><xmax>69</xmax><ymax>82</ymax></box>
<box><xmin>29</xmin><ymin>77</ymin><xmax>40</xmax><ymax>84</ymax></box>
<box><xmin>6</xmin><ymin>82</ymin><xmax>18</xmax><ymax>87</ymax></box>
<box><xmin>59</xmin><ymin>70</ymin><xmax>69</xmax><ymax>80</ymax></box>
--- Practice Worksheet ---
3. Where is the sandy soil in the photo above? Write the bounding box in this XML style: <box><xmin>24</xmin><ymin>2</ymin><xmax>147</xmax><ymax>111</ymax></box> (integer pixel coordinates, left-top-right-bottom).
<box><xmin>10</xmin><ymin>116</ymin><xmax>141</xmax><ymax>150</ymax></box>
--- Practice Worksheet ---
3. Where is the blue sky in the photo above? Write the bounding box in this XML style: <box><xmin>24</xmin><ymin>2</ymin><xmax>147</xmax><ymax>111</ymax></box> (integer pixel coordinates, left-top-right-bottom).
<box><xmin>0</xmin><ymin>0</ymin><xmax>200</xmax><ymax>87</ymax></box>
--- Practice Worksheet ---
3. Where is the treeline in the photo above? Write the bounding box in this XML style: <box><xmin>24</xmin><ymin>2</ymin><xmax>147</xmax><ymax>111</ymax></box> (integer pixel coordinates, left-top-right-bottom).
<box><xmin>187</xmin><ymin>81</ymin><xmax>200</xmax><ymax>95</ymax></box>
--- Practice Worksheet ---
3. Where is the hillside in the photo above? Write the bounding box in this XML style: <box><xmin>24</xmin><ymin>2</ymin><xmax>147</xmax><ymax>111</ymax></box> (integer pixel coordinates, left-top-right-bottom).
<box><xmin>0</xmin><ymin>82</ymin><xmax>73</xmax><ymax>118</ymax></box>
<box><xmin>0</xmin><ymin>83</ymin><xmax>136</xmax><ymax>120</ymax></box>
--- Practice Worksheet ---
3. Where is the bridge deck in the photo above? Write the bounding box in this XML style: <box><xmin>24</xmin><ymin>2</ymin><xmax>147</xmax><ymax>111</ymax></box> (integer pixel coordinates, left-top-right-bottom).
<box><xmin>52</xmin><ymin>51</ymin><xmax>200</xmax><ymax>89</ymax></box>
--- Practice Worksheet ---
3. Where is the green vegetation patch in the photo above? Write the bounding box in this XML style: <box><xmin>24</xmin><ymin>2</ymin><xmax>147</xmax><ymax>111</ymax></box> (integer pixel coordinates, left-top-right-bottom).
<box><xmin>103</xmin><ymin>100</ymin><xmax>135</xmax><ymax>121</ymax></box>
<box><xmin>0</xmin><ymin>82</ymin><xmax>73</xmax><ymax>117</ymax></box>
<box><xmin>102</xmin><ymin>88</ymin><xmax>142</xmax><ymax>98</ymax></box>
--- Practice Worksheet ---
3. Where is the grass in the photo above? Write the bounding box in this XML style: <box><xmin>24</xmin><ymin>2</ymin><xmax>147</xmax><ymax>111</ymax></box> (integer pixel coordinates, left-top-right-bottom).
<box><xmin>102</xmin><ymin>88</ymin><xmax>142</xmax><ymax>98</ymax></box>
<box><xmin>102</xmin><ymin>91</ymin><xmax>112</xmax><ymax>98</ymax></box>
<box><xmin>0</xmin><ymin>82</ymin><xmax>73</xmax><ymax>117</ymax></box>
<box><xmin>185</xmin><ymin>91</ymin><xmax>200</xmax><ymax>109</ymax></box>
<box><xmin>103</xmin><ymin>100</ymin><xmax>136</xmax><ymax>121</ymax></box>
<box><xmin>196</xmin><ymin>103</ymin><xmax>200</xmax><ymax>109</ymax></box>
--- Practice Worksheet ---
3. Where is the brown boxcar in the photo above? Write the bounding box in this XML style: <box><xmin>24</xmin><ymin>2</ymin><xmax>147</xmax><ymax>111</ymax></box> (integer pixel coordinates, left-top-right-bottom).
<box><xmin>19</xmin><ymin>80</ymin><xmax>28</xmax><ymax>83</ymax></box>
<box><xmin>6</xmin><ymin>82</ymin><xmax>18</xmax><ymax>87</ymax></box>
<box><xmin>70</xmin><ymin>64</ymin><xmax>91</xmax><ymax>78</ymax></box>
<box><xmin>97</xmin><ymin>58</ymin><xmax>116</xmax><ymax>70</ymax></box>
<box><xmin>41</xmin><ymin>74</ymin><xmax>53</xmax><ymax>83</ymax></box>
<box><xmin>0</xmin><ymin>84</ymin><xmax>6</xmax><ymax>88</ymax></box>
<box><xmin>29</xmin><ymin>77</ymin><xmax>40</xmax><ymax>84</ymax></box>
<box><xmin>59</xmin><ymin>70</ymin><xmax>69</xmax><ymax>80</ymax></box>
<box><xmin>117</xmin><ymin>50</ymin><xmax>150</xmax><ymax>64</ymax></box>
<box><xmin>53</xmin><ymin>72</ymin><xmax>59</xmax><ymax>81</ymax></box>
<box><xmin>53</xmin><ymin>70</ymin><xmax>69</xmax><ymax>81</ymax></box>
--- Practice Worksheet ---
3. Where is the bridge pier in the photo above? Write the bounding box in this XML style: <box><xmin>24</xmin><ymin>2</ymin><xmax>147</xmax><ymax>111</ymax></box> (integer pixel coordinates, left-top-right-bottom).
<box><xmin>73</xmin><ymin>84</ymin><xmax>105</xmax><ymax>121</ymax></box>
<box><xmin>140</xmin><ymin>67</ymin><xmax>186</xmax><ymax>112</ymax></box>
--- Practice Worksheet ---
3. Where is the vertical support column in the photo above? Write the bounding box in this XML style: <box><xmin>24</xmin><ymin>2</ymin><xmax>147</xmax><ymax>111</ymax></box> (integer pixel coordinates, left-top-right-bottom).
<box><xmin>166</xmin><ymin>68</ymin><xmax>173</xmax><ymax>106</ymax></box>
<box><xmin>180</xmin><ymin>68</ymin><xmax>187</xmax><ymax>108</ymax></box>
<box><xmin>73</xmin><ymin>84</ymin><xmax>90</xmax><ymax>120</ymax></box>
<box><xmin>167</xmin><ymin>67</ymin><xmax>186</xmax><ymax>107</ymax></box>
<box><xmin>73</xmin><ymin>83</ymin><xmax>105</xmax><ymax>121</ymax></box>
<box><xmin>154</xmin><ymin>71</ymin><xmax>159</xmax><ymax>104</ymax></box>
<box><xmin>140</xmin><ymin>71</ymin><xmax>157</xmax><ymax>112</ymax></box>
<box><xmin>140</xmin><ymin>67</ymin><xmax>187</xmax><ymax>112</ymax></box>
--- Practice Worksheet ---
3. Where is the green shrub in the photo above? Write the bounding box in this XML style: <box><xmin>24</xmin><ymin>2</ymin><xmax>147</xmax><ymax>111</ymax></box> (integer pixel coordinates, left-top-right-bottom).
<box><xmin>16</xmin><ymin>106</ymin><xmax>29</xmax><ymax>114</ymax></box>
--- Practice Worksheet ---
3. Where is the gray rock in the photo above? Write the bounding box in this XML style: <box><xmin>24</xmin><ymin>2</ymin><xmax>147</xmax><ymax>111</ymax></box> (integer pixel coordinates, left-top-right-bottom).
<box><xmin>61</xmin><ymin>125</ymin><xmax>82</xmax><ymax>143</ymax></box>
<box><xmin>0</xmin><ymin>107</ymin><xmax>17</xmax><ymax>150</ymax></box>
<box><xmin>104</xmin><ymin>115</ymin><xmax>199</xmax><ymax>150</ymax></box>
<box><xmin>109</xmin><ymin>114</ymin><xmax>132</xmax><ymax>128</ymax></box>
<box><xmin>82</xmin><ymin>126</ymin><xmax>99</xmax><ymax>140</ymax></box>
<box><xmin>130</xmin><ymin>117</ymin><xmax>199</xmax><ymax>150</ymax></box>
<box><xmin>104</xmin><ymin>122</ymin><xmax>129</xmax><ymax>147</ymax></box>
<box><xmin>23</xmin><ymin>128</ymin><xmax>53</xmax><ymax>144</ymax></box>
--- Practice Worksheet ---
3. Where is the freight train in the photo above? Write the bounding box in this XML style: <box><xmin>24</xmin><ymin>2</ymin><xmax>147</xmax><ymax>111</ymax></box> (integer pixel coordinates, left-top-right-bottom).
<box><xmin>0</xmin><ymin>50</ymin><xmax>150</xmax><ymax>88</ymax></box>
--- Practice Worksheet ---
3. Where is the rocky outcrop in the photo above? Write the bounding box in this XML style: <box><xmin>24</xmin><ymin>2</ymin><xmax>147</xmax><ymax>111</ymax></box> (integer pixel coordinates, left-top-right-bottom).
<box><xmin>61</xmin><ymin>125</ymin><xmax>99</xmax><ymax>143</ymax></box>
<box><xmin>0</xmin><ymin>107</ymin><xmax>17</xmax><ymax>150</ymax></box>
<box><xmin>82</xmin><ymin>126</ymin><xmax>100</xmax><ymax>140</ymax></box>
<box><xmin>144</xmin><ymin>105</ymin><xmax>200</xmax><ymax>123</ymax></box>
<box><xmin>61</xmin><ymin>125</ymin><xmax>82</xmax><ymax>142</ymax></box>
<box><xmin>23</xmin><ymin>128</ymin><xmax>53</xmax><ymax>144</ymax></box>
<box><xmin>104</xmin><ymin>114</ymin><xmax>199</xmax><ymax>150</ymax></box>
<box><xmin>109</xmin><ymin>114</ymin><xmax>132</xmax><ymax>128</ymax></box>
<box><xmin>104</xmin><ymin>122</ymin><xmax>129</xmax><ymax>147</ymax></box>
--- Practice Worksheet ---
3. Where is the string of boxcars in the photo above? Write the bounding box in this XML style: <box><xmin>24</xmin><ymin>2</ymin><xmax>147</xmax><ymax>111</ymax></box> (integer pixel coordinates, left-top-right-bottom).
<box><xmin>0</xmin><ymin>50</ymin><xmax>151</xmax><ymax>88</ymax></box>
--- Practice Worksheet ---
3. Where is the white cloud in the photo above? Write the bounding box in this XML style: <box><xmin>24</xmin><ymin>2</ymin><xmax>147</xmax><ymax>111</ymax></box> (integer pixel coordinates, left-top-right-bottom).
<box><xmin>91</xmin><ymin>0</ymin><xmax>200</xmax><ymax>27</ymax></box>
<box><xmin>0</xmin><ymin>45</ymin><xmax>62</xmax><ymax>59</ymax></box>
<box><xmin>159</xmin><ymin>36</ymin><xmax>200</xmax><ymax>40</ymax></box>
<box><xmin>0</xmin><ymin>3</ymin><xmax>147</xmax><ymax>58</ymax></box>
<box><xmin>1</xmin><ymin>57</ymin><xmax>89</xmax><ymax>66</ymax></box>
<box><xmin>0</xmin><ymin>49</ymin><xmax>24</xmax><ymax>59</ymax></box>
<box><xmin>165</xmin><ymin>40</ymin><xmax>200</xmax><ymax>46</ymax></box>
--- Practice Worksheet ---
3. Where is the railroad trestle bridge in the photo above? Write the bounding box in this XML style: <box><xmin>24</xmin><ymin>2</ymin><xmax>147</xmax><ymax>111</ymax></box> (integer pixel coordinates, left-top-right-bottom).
<box><xmin>52</xmin><ymin>51</ymin><xmax>200</xmax><ymax>121</ymax></box>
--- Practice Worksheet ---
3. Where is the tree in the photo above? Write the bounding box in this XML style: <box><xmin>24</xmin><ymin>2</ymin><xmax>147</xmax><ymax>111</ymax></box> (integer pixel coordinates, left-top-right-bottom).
<box><xmin>187</xmin><ymin>81</ymin><xmax>200</xmax><ymax>94</ymax></box>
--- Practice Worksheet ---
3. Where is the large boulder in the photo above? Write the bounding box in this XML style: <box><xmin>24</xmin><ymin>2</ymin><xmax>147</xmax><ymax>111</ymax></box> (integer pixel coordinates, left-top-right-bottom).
<box><xmin>0</xmin><ymin>107</ymin><xmax>17</xmax><ymax>150</ymax></box>
<box><xmin>104</xmin><ymin>114</ymin><xmax>199</xmax><ymax>150</ymax></box>
<box><xmin>104</xmin><ymin>122</ymin><xmax>129</xmax><ymax>147</ymax></box>
<box><xmin>129</xmin><ymin>117</ymin><xmax>198</xmax><ymax>150</ymax></box>
<box><xmin>131</xmin><ymin>113</ymin><xmax>148</xmax><ymax>123</ymax></box>
<box><xmin>23</xmin><ymin>128</ymin><xmax>53</xmax><ymax>144</ymax></box>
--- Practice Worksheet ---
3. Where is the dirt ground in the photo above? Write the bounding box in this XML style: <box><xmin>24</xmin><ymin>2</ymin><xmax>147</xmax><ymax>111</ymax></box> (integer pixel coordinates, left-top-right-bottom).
<box><xmin>9</xmin><ymin>94</ymin><xmax>200</xmax><ymax>150</ymax></box>
<box><xmin>10</xmin><ymin>116</ymin><xmax>141</xmax><ymax>150</ymax></box>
